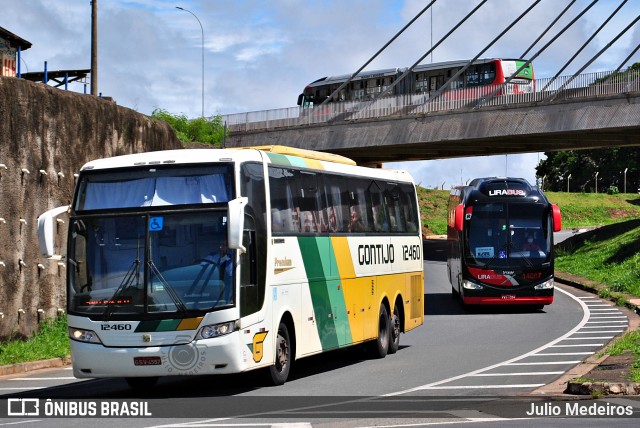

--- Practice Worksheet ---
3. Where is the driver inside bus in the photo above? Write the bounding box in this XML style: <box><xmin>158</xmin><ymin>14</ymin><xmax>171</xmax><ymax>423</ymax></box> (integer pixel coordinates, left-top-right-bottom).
<box><xmin>522</xmin><ymin>232</ymin><xmax>542</xmax><ymax>256</ymax></box>
<box><xmin>200</xmin><ymin>240</ymin><xmax>233</xmax><ymax>302</ymax></box>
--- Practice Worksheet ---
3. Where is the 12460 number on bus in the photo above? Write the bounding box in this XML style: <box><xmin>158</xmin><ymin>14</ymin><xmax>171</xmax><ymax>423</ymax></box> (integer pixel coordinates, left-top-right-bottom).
<box><xmin>402</xmin><ymin>245</ymin><xmax>421</xmax><ymax>261</ymax></box>
<box><xmin>101</xmin><ymin>324</ymin><xmax>132</xmax><ymax>331</ymax></box>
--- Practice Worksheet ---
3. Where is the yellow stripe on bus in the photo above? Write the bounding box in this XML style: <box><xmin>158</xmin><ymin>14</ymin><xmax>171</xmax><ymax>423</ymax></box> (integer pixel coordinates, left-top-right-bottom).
<box><xmin>330</xmin><ymin>236</ymin><xmax>355</xmax><ymax>278</ymax></box>
<box><xmin>177</xmin><ymin>317</ymin><xmax>204</xmax><ymax>331</ymax></box>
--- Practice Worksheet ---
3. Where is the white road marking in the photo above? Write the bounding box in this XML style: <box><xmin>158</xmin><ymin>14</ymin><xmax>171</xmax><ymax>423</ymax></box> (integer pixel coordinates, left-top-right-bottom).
<box><xmin>385</xmin><ymin>286</ymin><xmax>592</xmax><ymax>395</ymax></box>
<box><xmin>10</xmin><ymin>377</ymin><xmax>75</xmax><ymax>381</ymax></box>
<box><xmin>505</xmin><ymin>361</ymin><xmax>580</xmax><ymax>365</ymax></box>
<box><xmin>470</xmin><ymin>372</ymin><xmax>563</xmax><ymax>376</ymax></box>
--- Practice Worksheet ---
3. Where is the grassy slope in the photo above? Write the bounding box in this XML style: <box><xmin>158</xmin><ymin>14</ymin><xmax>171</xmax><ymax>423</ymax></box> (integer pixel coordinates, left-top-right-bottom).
<box><xmin>417</xmin><ymin>187</ymin><xmax>640</xmax><ymax>236</ymax></box>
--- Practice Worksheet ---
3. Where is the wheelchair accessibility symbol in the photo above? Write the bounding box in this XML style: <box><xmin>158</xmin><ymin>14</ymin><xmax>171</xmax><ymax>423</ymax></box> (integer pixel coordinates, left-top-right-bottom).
<box><xmin>149</xmin><ymin>217</ymin><xmax>164</xmax><ymax>231</ymax></box>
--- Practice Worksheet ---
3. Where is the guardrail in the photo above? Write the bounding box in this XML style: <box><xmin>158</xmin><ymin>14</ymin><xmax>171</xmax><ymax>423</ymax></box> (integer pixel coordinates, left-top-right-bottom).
<box><xmin>222</xmin><ymin>68</ymin><xmax>640</xmax><ymax>133</ymax></box>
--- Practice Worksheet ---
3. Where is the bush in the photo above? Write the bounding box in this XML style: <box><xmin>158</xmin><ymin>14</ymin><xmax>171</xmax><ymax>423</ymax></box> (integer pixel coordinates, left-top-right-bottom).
<box><xmin>152</xmin><ymin>108</ymin><xmax>226</xmax><ymax>146</ymax></box>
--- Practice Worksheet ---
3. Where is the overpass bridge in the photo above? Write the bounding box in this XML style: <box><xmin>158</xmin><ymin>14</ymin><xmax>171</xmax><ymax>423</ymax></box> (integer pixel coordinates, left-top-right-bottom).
<box><xmin>222</xmin><ymin>69</ymin><xmax>640</xmax><ymax>165</ymax></box>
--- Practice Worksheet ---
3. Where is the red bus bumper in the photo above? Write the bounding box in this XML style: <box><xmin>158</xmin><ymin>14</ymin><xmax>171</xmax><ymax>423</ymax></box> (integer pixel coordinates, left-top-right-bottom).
<box><xmin>463</xmin><ymin>295</ymin><xmax>554</xmax><ymax>306</ymax></box>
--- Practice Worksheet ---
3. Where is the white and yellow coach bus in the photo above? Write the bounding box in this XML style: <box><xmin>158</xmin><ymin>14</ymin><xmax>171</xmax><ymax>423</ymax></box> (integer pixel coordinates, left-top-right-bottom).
<box><xmin>38</xmin><ymin>145</ymin><xmax>424</xmax><ymax>388</ymax></box>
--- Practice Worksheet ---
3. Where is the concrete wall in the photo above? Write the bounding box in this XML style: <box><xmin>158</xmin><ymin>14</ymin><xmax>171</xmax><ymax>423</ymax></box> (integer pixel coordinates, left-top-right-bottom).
<box><xmin>0</xmin><ymin>77</ymin><xmax>182</xmax><ymax>339</ymax></box>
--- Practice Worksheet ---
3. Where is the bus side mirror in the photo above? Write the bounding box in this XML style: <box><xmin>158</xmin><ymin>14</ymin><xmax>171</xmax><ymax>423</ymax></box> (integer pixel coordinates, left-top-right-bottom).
<box><xmin>228</xmin><ymin>197</ymin><xmax>248</xmax><ymax>253</ymax></box>
<box><xmin>551</xmin><ymin>204</ymin><xmax>562</xmax><ymax>232</ymax></box>
<box><xmin>37</xmin><ymin>205</ymin><xmax>69</xmax><ymax>258</ymax></box>
<box><xmin>296</xmin><ymin>94</ymin><xmax>303</xmax><ymax>106</ymax></box>
<box><xmin>454</xmin><ymin>204</ymin><xmax>464</xmax><ymax>232</ymax></box>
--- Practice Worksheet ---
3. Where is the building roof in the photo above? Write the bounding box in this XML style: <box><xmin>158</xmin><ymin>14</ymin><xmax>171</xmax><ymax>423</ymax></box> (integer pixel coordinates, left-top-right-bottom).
<box><xmin>21</xmin><ymin>69</ymin><xmax>90</xmax><ymax>87</ymax></box>
<box><xmin>0</xmin><ymin>25</ymin><xmax>32</xmax><ymax>50</ymax></box>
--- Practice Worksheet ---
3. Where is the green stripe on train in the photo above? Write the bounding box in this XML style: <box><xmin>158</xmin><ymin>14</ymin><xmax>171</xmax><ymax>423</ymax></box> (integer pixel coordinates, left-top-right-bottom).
<box><xmin>298</xmin><ymin>236</ymin><xmax>352</xmax><ymax>350</ymax></box>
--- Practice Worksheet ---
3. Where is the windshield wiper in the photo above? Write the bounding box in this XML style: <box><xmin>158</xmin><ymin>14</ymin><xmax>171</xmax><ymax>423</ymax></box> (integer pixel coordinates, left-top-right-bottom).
<box><xmin>148</xmin><ymin>261</ymin><xmax>188</xmax><ymax>315</ymax></box>
<box><xmin>103</xmin><ymin>257</ymin><xmax>141</xmax><ymax>320</ymax></box>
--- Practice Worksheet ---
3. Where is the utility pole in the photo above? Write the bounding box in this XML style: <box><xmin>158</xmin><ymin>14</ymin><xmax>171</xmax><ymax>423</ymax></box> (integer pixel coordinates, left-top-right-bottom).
<box><xmin>91</xmin><ymin>0</ymin><xmax>98</xmax><ymax>95</ymax></box>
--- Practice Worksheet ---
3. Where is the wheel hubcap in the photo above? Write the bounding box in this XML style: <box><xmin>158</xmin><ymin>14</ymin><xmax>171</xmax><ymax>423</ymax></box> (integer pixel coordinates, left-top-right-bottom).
<box><xmin>276</xmin><ymin>334</ymin><xmax>288</xmax><ymax>370</ymax></box>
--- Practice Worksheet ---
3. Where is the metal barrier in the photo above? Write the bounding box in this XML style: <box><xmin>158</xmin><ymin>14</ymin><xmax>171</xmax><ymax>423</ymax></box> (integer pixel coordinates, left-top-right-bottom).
<box><xmin>222</xmin><ymin>68</ymin><xmax>640</xmax><ymax>133</ymax></box>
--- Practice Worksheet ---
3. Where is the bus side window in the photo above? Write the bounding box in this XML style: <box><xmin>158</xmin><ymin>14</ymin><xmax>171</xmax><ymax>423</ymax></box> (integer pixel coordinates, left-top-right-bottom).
<box><xmin>384</xmin><ymin>184</ymin><xmax>406</xmax><ymax>233</ymax></box>
<box><xmin>402</xmin><ymin>183</ymin><xmax>419</xmax><ymax>233</ymax></box>
<box><xmin>268</xmin><ymin>166</ymin><xmax>298</xmax><ymax>233</ymax></box>
<box><xmin>368</xmin><ymin>181</ymin><xmax>388</xmax><ymax>233</ymax></box>
<box><xmin>324</xmin><ymin>175</ymin><xmax>350</xmax><ymax>233</ymax></box>
<box><xmin>298</xmin><ymin>170</ymin><xmax>319</xmax><ymax>233</ymax></box>
<box><xmin>349</xmin><ymin>178</ymin><xmax>372</xmax><ymax>232</ymax></box>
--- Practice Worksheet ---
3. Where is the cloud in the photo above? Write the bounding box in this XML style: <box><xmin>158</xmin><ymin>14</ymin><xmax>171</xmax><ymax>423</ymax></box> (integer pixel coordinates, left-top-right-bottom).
<box><xmin>4</xmin><ymin>0</ymin><xmax>639</xmax><ymax>187</ymax></box>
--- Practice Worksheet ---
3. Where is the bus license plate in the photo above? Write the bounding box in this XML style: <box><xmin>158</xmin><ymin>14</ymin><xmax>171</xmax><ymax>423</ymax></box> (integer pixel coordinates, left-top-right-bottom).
<box><xmin>501</xmin><ymin>295</ymin><xmax>516</xmax><ymax>300</ymax></box>
<box><xmin>134</xmin><ymin>356</ymin><xmax>161</xmax><ymax>366</ymax></box>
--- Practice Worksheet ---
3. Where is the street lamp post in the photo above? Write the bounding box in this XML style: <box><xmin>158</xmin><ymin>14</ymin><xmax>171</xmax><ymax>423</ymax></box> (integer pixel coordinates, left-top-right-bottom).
<box><xmin>595</xmin><ymin>171</ymin><xmax>599</xmax><ymax>193</ymax></box>
<box><xmin>567</xmin><ymin>174</ymin><xmax>571</xmax><ymax>193</ymax></box>
<box><xmin>176</xmin><ymin>6</ymin><xmax>204</xmax><ymax>117</ymax></box>
<box><xmin>624</xmin><ymin>168</ymin><xmax>628</xmax><ymax>193</ymax></box>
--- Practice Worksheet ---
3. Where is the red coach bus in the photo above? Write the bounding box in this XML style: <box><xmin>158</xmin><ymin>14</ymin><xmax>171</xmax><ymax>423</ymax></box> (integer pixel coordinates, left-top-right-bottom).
<box><xmin>447</xmin><ymin>177</ymin><xmax>561</xmax><ymax>309</ymax></box>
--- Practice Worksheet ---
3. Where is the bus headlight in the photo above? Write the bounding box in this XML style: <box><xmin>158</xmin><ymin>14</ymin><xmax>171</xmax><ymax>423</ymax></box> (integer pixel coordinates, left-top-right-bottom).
<box><xmin>197</xmin><ymin>321</ymin><xmax>237</xmax><ymax>339</ymax></box>
<box><xmin>462</xmin><ymin>280</ymin><xmax>484</xmax><ymax>290</ymax></box>
<box><xmin>69</xmin><ymin>327</ymin><xmax>102</xmax><ymax>344</ymax></box>
<box><xmin>534</xmin><ymin>278</ymin><xmax>554</xmax><ymax>290</ymax></box>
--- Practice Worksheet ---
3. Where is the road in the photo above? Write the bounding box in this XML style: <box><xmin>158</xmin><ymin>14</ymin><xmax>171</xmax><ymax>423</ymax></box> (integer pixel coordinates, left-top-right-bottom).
<box><xmin>0</xmin><ymin>239</ymin><xmax>637</xmax><ymax>426</ymax></box>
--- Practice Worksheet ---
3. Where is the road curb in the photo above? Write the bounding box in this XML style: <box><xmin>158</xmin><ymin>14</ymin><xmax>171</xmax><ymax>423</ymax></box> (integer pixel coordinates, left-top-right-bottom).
<box><xmin>554</xmin><ymin>272</ymin><xmax>640</xmax><ymax>315</ymax></box>
<box><xmin>0</xmin><ymin>356</ymin><xmax>71</xmax><ymax>377</ymax></box>
<box><xmin>528</xmin><ymin>275</ymin><xmax>640</xmax><ymax>397</ymax></box>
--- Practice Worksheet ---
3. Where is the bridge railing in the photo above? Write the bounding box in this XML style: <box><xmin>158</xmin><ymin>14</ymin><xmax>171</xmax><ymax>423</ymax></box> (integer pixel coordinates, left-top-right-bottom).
<box><xmin>222</xmin><ymin>68</ymin><xmax>640</xmax><ymax>133</ymax></box>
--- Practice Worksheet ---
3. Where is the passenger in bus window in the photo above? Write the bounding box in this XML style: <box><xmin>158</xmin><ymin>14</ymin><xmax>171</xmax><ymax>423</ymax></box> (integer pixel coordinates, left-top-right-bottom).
<box><xmin>328</xmin><ymin>206</ymin><xmax>339</xmax><ymax>233</ymax></box>
<box><xmin>291</xmin><ymin>207</ymin><xmax>301</xmax><ymax>232</ymax></box>
<box><xmin>349</xmin><ymin>207</ymin><xmax>365</xmax><ymax>232</ymax></box>
<box><xmin>271</xmin><ymin>209</ymin><xmax>284</xmax><ymax>232</ymax></box>
<box><xmin>317</xmin><ymin>207</ymin><xmax>329</xmax><ymax>233</ymax></box>
<box><xmin>302</xmin><ymin>211</ymin><xmax>316</xmax><ymax>233</ymax></box>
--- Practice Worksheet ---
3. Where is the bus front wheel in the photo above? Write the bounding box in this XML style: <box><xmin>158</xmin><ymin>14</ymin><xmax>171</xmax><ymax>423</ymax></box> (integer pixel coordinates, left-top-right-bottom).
<box><xmin>371</xmin><ymin>304</ymin><xmax>390</xmax><ymax>358</ymax></box>
<box><xmin>268</xmin><ymin>322</ymin><xmax>291</xmax><ymax>385</ymax></box>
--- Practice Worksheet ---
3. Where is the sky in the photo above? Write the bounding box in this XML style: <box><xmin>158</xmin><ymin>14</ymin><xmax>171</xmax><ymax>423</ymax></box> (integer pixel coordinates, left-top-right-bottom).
<box><xmin>4</xmin><ymin>0</ymin><xmax>640</xmax><ymax>189</ymax></box>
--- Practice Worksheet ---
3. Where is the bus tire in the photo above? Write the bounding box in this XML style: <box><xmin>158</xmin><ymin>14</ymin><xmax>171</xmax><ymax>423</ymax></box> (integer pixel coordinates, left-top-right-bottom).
<box><xmin>125</xmin><ymin>376</ymin><xmax>158</xmax><ymax>390</ymax></box>
<box><xmin>388</xmin><ymin>303</ymin><xmax>400</xmax><ymax>355</ymax></box>
<box><xmin>268</xmin><ymin>322</ymin><xmax>292</xmax><ymax>386</ymax></box>
<box><xmin>371</xmin><ymin>304</ymin><xmax>390</xmax><ymax>358</ymax></box>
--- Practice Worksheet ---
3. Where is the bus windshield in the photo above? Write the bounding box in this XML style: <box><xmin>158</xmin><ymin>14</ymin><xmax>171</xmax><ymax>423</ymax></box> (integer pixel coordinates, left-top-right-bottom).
<box><xmin>75</xmin><ymin>165</ymin><xmax>232</xmax><ymax>211</ymax></box>
<box><xmin>464</xmin><ymin>202</ymin><xmax>550</xmax><ymax>268</ymax></box>
<box><xmin>68</xmin><ymin>210</ymin><xmax>234</xmax><ymax>318</ymax></box>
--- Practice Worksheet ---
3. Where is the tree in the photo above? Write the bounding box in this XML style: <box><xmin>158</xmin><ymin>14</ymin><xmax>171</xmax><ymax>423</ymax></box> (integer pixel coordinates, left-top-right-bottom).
<box><xmin>152</xmin><ymin>108</ymin><xmax>226</xmax><ymax>146</ymax></box>
<box><xmin>536</xmin><ymin>147</ymin><xmax>640</xmax><ymax>193</ymax></box>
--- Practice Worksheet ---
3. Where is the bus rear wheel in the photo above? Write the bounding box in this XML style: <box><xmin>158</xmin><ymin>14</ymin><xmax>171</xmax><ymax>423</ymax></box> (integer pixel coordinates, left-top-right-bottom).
<box><xmin>388</xmin><ymin>303</ymin><xmax>400</xmax><ymax>354</ymax></box>
<box><xmin>268</xmin><ymin>322</ymin><xmax>291</xmax><ymax>385</ymax></box>
<box><xmin>371</xmin><ymin>304</ymin><xmax>390</xmax><ymax>358</ymax></box>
